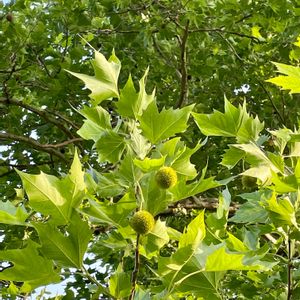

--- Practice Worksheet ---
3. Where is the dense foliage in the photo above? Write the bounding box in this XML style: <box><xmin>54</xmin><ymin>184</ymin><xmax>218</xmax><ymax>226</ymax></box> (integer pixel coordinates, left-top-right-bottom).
<box><xmin>2</xmin><ymin>0</ymin><xmax>300</xmax><ymax>299</ymax></box>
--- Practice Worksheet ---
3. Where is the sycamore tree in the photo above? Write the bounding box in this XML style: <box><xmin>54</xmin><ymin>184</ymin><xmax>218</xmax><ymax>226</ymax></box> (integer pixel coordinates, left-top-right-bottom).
<box><xmin>1</xmin><ymin>47</ymin><xmax>300</xmax><ymax>299</ymax></box>
<box><xmin>2</xmin><ymin>0</ymin><xmax>300</xmax><ymax>198</ymax></box>
<box><xmin>2</xmin><ymin>1</ymin><xmax>300</xmax><ymax>299</ymax></box>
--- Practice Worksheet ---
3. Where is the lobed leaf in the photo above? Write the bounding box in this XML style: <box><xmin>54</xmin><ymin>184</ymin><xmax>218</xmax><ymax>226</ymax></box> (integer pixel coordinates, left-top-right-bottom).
<box><xmin>66</xmin><ymin>50</ymin><xmax>120</xmax><ymax>104</ymax></box>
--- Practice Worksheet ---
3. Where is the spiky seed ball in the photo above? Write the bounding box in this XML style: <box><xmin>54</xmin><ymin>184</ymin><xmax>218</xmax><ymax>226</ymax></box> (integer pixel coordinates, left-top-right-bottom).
<box><xmin>155</xmin><ymin>166</ymin><xmax>177</xmax><ymax>189</ymax></box>
<box><xmin>130</xmin><ymin>210</ymin><xmax>155</xmax><ymax>235</ymax></box>
<box><xmin>242</xmin><ymin>175</ymin><xmax>257</xmax><ymax>188</ymax></box>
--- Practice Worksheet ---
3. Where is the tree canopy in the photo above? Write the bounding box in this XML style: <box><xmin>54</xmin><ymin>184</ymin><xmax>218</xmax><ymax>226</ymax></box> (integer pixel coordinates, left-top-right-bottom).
<box><xmin>2</xmin><ymin>0</ymin><xmax>300</xmax><ymax>299</ymax></box>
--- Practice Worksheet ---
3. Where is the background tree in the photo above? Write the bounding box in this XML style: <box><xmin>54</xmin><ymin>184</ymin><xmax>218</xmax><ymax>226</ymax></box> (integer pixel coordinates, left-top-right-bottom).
<box><xmin>2</xmin><ymin>0</ymin><xmax>300</xmax><ymax>197</ymax></box>
<box><xmin>2</xmin><ymin>0</ymin><xmax>300</xmax><ymax>299</ymax></box>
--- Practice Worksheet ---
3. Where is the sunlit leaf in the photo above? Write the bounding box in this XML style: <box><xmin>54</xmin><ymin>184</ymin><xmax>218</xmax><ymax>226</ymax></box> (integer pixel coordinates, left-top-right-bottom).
<box><xmin>116</xmin><ymin>69</ymin><xmax>155</xmax><ymax>118</ymax></box>
<box><xmin>0</xmin><ymin>240</ymin><xmax>60</xmax><ymax>292</ymax></box>
<box><xmin>179</xmin><ymin>211</ymin><xmax>205</xmax><ymax>249</ymax></box>
<box><xmin>193</xmin><ymin>98</ymin><xmax>264</xmax><ymax>143</ymax></box>
<box><xmin>266</xmin><ymin>62</ymin><xmax>300</xmax><ymax>94</ymax></box>
<box><xmin>0</xmin><ymin>201</ymin><xmax>30</xmax><ymax>226</ymax></box>
<box><xmin>66</xmin><ymin>50</ymin><xmax>120</xmax><ymax>104</ymax></box>
<box><xmin>139</xmin><ymin>101</ymin><xmax>194</xmax><ymax>144</ymax></box>
<box><xmin>34</xmin><ymin>212</ymin><xmax>92</xmax><ymax>268</ymax></box>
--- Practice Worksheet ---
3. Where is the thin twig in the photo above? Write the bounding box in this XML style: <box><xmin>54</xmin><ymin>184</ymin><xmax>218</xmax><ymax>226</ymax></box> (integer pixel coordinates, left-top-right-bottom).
<box><xmin>43</xmin><ymin>138</ymin><xmax>83</xmax><ymax>148</ymax></box>
<box><xmin>157</xmin><ymin>197</ymin><xmax>240</xmax><ymax>217</ymax></box>
<box><xmin>215</xmin><ymin>31</ymin><xmax>243</xmax><ymax>61</ymax></box>
<box><xmin>287</xmin><ymin>237</ymin><xmax>293</xmax><ymax>300</ymax></box>
<box><xmin>151</xmin><ymin>34</ymin><xmax>181</xmax><ymax>80</ymax></box>
<box><xmin>0</xmin><ymin>132</ymin><xmax>68</xmax><ymax>162</ymax></box>
<box><xmin>45</xmin><ymin>109</ymin><xmax>80</xmax><ymax>130</ymax></box>
<box><xmin>189</xmin><ymin>27</ymin><xmax>260</xmax><ymax>42</ymax></box>
<box><xmin>0</xmin><ymin>161</ymin><xmax>54</xmax><ymax>169</ymax></box>
<box><xmin>0</xmin><ymin>98</ymin><xmax>77</xmax><ymax>139</ymax></box>
<box><xmin>176</xmin><ymin>20</ymin><xmax>190</xmax><ymax>108</ymax></box>
<box><xmin>129</xmin><ymin>234</ymin><xmax>140</xmax><ymax>300</ymax></box>
<box><xmin>257</xmin><ymin>81</ymin><xmax>285</xmax><ymax>124</ymax></box>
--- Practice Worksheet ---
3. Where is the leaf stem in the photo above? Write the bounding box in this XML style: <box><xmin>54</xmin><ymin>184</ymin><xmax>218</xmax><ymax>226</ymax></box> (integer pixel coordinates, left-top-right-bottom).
<box><xmin>81</xmin><ymin>265</ymin><xmax>101</xmax><ymax>286</ymax></box>
<box><xmin>81</xmin><ymin>265</ymin><xmax>112</xmax><ymax>298</ymax></box>
<box><xmin>129</xmin><ymin>234</ymin><xmax>140</xmax><ymax>300</ymax></box>
<box><xmin>136</xmin><ymin>181</ymin><xmax>145</xmax><ymax>209</ymax></box>
<box><xmin>287</xmin><ymin>237</ymin><xmax>293</xmax><ymax>300</ymax></box>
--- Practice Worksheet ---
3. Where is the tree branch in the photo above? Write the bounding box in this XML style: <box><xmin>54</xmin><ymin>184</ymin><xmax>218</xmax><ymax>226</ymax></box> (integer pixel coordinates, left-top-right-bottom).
<box><xmin>257</xmin><ymin>81</ymin><xmax>285</xmax><ymax>125</ymax></box>
<box><xmin>0</xmin><ymin>132</ymin><xmax>68</xmax><ymax>162</ymax></box>
<box><xmin>0</xmin><ymin>98</ymin><xmax>78</xmax><ymax>139</ymax></box>
<box><xmin>44</xmin><ymin>108</ymin><xmax>80</xmax><ymax>130</ymax></box>
<box><xmin>151</xmin><ymin>34</ymin><xmax>181</xmax><ymax>80</ymax></box>
<box><xmin>158</xmin><ymin>197</ymin><xmax>239</xmax><ymax>217</ymax></box>
<box><xmin>129</xmin><ymin>234</ymin><xmax>140</xmax><ymax>300</ymax></box>
<box><xmin>189</xmin><ymin>27</ymin><xmax>261</xmax><ymax>42</ymax></box>
<box><xmin>215</xmin><ymin>31</ymin><xmax>243</xmax><ymax>61</ymax></box>
<box><xmin>0</xmin><ymin>161</ymin><xmax>54</xmax><ymax>169</ymax></box>
<box><xmin>176</xmin><ymin>20</ymin><xmax>190</xmax><ymax>108</ymax></box>
<box><xmin>43</xmin><ymin>137</ymin><xmax>83</xmax><ymax>148</ymax></box>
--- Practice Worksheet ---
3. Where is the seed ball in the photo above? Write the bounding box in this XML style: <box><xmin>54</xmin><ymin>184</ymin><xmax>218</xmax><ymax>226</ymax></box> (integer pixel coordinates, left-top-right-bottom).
<box><xmin>155</xmin><ymin>166</ymin><xmax>177</xmax><ymax>189</ymax></box>
<box><xmin>130</xmin><ymin>210</ymin><xmax>155</xmax><ymax>235</ymax></box>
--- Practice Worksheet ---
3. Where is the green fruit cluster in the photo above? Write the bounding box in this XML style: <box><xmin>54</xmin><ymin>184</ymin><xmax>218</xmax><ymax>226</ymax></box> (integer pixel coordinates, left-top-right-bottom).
<box><xmin>130</xmin><ymin>210</ymin><xmax>155</xmax><ymax>235</ymax></box>
<box><xmin>155</xmin><ymin>166</ymin><xmax>177</xmax><ymax>189</ymax></box>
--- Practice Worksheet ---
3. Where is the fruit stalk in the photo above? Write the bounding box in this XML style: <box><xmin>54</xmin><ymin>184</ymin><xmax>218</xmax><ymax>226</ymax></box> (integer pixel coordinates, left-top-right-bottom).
<box><xmin>129</xmin><ymin>234</ymin><xmax>140</xmax><ymax>300</ymax></box>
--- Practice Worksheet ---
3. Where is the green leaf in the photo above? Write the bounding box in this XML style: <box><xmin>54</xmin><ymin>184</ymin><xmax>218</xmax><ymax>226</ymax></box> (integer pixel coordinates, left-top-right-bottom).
<box><xmin>267</xmin><ymin>152</ymin><xmax>285</xmax><ymax>173</ymax></box>
<box><xmin>116</xmin><ymin>69</ymin><xmax>155</xmax><ymax>118</ymax></box>
<box><xmin>242</xmin><ymin>166</ymin><xmax>272</xmax><ymax>184</ymax></box>
<box><xmin>62</xmin><ymin>149</ymin><xmax>86</xmax><ymax>209</ymax></box>
<box><xmin>77</xmin><ymin>106</ymin><xmax>112</xmax><ymax>142</ymax></box>
<box><xmin>81</xmin><ymin>193</ymin><xmax>136</xmax><ymax>227</ymax></box>
<box><xmin>270</xmin><ymin>171</ymin><xmax>298</xmax><ymax>193</ymax></box>
<box><xmin>171</xmin><ymin>142</ymin><xmax>201</xmax><ymax>178</ymax></box>
<box><xmin>109</xmin><ymin>266</ymin><xmax>131</xmax><ymax>298</ymax></box>
<box><xmin>295</xmin><ymin>158</ymin><xmax>300</xmax><ymax>184</ymax></box>
<box><xmin>205</xmin><ymin>244</ymin><xmax>272</xmax><ymax>271</ymax></box>
<box><xmin>216</xmin><ymin>188</ymin><xmax>231</xmax><ymax>219</ymax></box>
<box><xmin>140</xmin><ymin>173</ymin><xmax>171</xmax><ymax>216</ymax></box>
<box><xmin>141</xmin><ymin>219</ymin><xmax>169</xmax><ymax>259</ymax></box>
<box><xmin>117</xmin><ymin>152</ymin><xmax>139</xmax><ymax>186</ymax></box>
<box><xmin>230</xmin><ymin>201</ymin><xmax>269</xmax><ymax>224</ymax></box>
<box><xmin>96</xmin><ymin>130</ymin><xmax>126</xmax><ymax>163</ymax></box>
<box><xmin>97</xmin><ymin>231</ymin><xmax>128</xmax><ymax>250</ymax></box>
<box><xmin>133</xmin><ymin>286</ymin><xmax>152</xmax><ymax>300</ymax></box>
<box><xmin>0</xmin><ymin>201</ymin><xmax>30</xmax><ymax>226</ymax></box>
<box><xmin>266</xmin><ymin>62</ymin><xmax>300</xmax><ymax>94</ymax></box>
<box><xmin>34</xmin><ymin>212</ymin><xmax>92</xmax><ymax>268</ymax></box>
<box><xmin>139</xmin><ymin>101</ymin><xmax>194</xmax><ymax>144</ymax></box>
<box><xmin>263</xmin><ymin>192</ymin><xmax>297</xmax><ymax>227</ymax></box>
<box><xmin>193</xmin><ymin>99</ymin><xmax>264</xmax><ymax>143</ymax></box>
<box><xmin>170</xmin><ymin>175</ymin><xmax>220</xmax><ymax>202</ymax></box>
<box><xmin>128</xmin><ymin>121</ymin><xmax>151</xmax><ymax>159</ymax></box>
<box><xmin>155</xmin><ymin>137</ymin><xmax>201</xmax><ymax>178</ymax></box>
<box><xmin>226</xmin><ymin>233</ymin><xmax>248</xmax><ymax>252</ymax></box>
<box><xmin>95</xmin><ymin>172</ymin><xmax>124</xmax><ymax>198</ymax></box>
<box><xmin>179</xmin><ymin>211</ymin><xmax>205</xmax><ymax>249</ymax></box>
<box><xmin>233</xmin><ymin>143</ymin><xmax>282</xmax><ymax>173</ymax></box>
<box><xmin>134</xmin><ymin>156</ymin><xmax>165</xmax><ymax>173</ymax></box>
<box><xmin>158</xmin><ymin>246</ymin><xmax>222</xmax><ymax>299</ymax></box>
<box><xmin>0</xmin><ymin>240</ymin><xmax>60</xmax><ymax>292</ymax></box>
<box><xmin>17</xmin><ymin>170</ymin><xmax>70</xmax><ymax>224</ymax></box>
<box><xmin>221</xmin><ymin>146</ymin><xmax>245</xmax><ymax>169</ymax></box>
<box><xmin>17</xmin><ymin>151</ymin><xmax>86</xmax><ymax>224</ymax></box>
<box><xmin>66</xmin><ymin>50</ymin><xmax>120</xmax><ymax>104</ymax></box>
